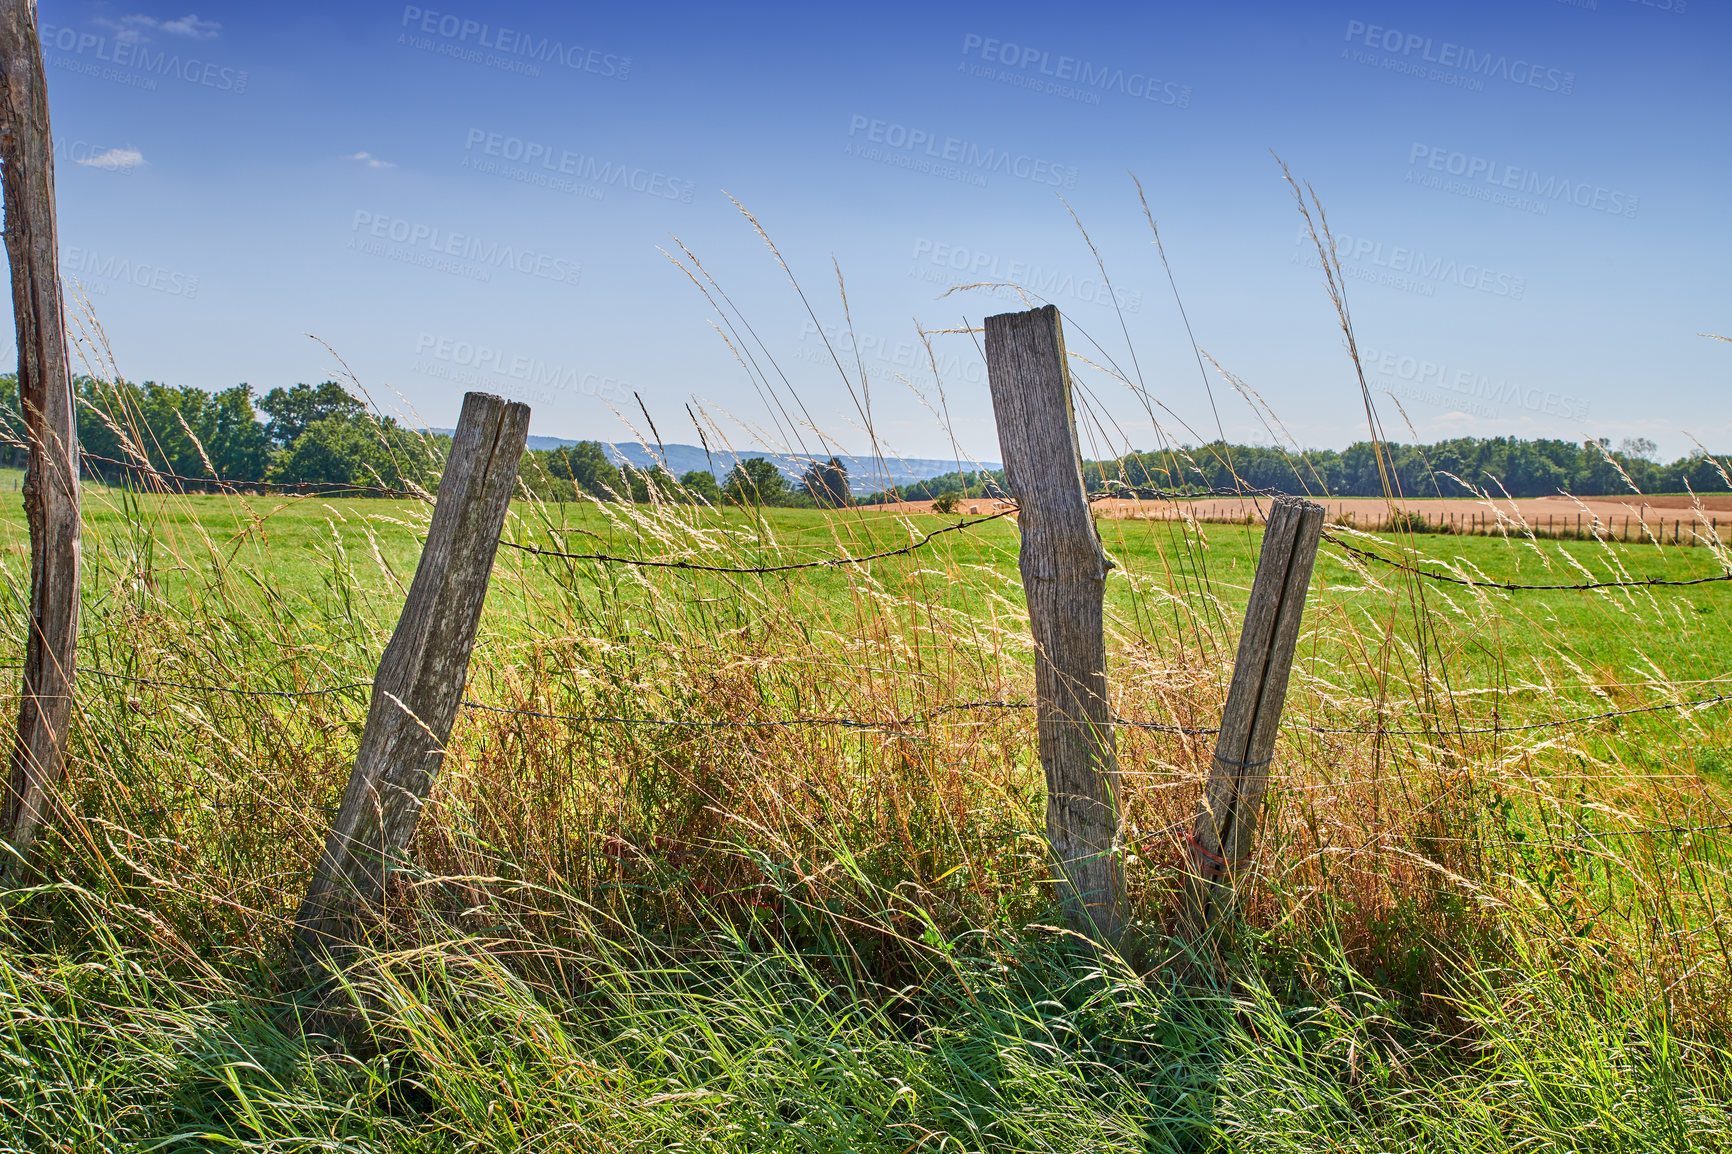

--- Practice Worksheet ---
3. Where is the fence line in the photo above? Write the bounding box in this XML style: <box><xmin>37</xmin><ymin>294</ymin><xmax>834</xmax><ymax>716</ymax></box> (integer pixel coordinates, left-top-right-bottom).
<box><xmin>46</xmin><ymin>452</ymin><xmax>1732</xmax><ymax>595</ymax></box>
<box><xmin>1092</xmin><ymin>485</ymin><xmax>1282</xmax><ymax>500</ymax></box>
<box><xmin>504</xmin><ymin>503</ymin><xmax>1730</xmax><ymax>592</ymax></box>
<box><xmin>499</xmin><ymin>505</ymin><xmax>1021</xmax><ymax>573</ymax></box>
<box><xmin>1324</xmin><ymin>533</ymin><xmax>1732</xmax><ymax>591</ymax></box>
<box><xmin>1303</xmin><ymin>691</ymin><xmax>1732</xmax><ymax>735</ymax></box>
<box><xmin>100</xmin><ymin>802</ymin><xmax>1732</xmax><ymax>862</ymax></box>
<box><xmin>1425</xmin><ymin>820</ymin><xmax>1732</xmax><ymax>850</ymax></box>
<box><xmin>56</xmin><ymin>665</ymin><xmax>1732</xmax><ymax>739</ymax></box>
<box><xmin>495</xmin><ymin>488</ymin><xmax>1286</xmax><ymax>573</ymax></box>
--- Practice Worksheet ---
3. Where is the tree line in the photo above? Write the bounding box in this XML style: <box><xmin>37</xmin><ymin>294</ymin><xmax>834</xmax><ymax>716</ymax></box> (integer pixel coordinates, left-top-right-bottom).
<box><xmin>7</xmin><ymin>375</ymin><xmax>1718</xmax><ymax>506</ymax></box>
<box><xmin>862</xmin><ymin>436</ymin><xmax>1729</xmax><ymax>503</ymax></box>
<box><xmin>0</xmin><ymin>375</ymin><xmax>439</xmax><ymax>490</ymax></box>
<box><xmin>0</xmin><ymin>374</ymin><xmax>856</xmax><ymax>505</ymax></box>
<box><xmin>522</xmin><ymin>442</ymin><xmax>852</xmax><ymax>507</ymax></box>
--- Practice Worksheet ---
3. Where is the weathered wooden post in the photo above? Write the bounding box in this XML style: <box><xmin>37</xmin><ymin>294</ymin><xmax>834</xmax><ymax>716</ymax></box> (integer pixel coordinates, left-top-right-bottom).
<box><xmin>292</xmin><ymin>392</ymin><xmax>529</xmax><ymax>974</ymax></box>
<box><xmin>984</xmin><ymin>305</ymin><xmax>1122</xmax><ymax>943</ymax></box>
<box><xmin>1180</xmin><ymin>495</ymin><xmax>1323</xmax><ymax>948</ymax></box>
<box><xmin>0</xmin><ymin>0</ymin><xmax>81</xmax><ymax>877</ymax></box>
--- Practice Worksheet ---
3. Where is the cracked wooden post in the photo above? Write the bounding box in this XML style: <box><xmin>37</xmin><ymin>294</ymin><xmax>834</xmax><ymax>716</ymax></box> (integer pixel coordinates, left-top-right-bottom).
<box><xmin>292</xmin><ymin>392</ymin><xmax>529</xmax><ymax>976</ymax></box>
<box><xmin>984</xmin><ymin>305</ymin><xmax>1122</xmax><ymax>944</ymax></box>
<box><xmin>0</xmin><ymin>0</ymin><xmax>81</xmax><ymax>878</ymax></box>
<box><xmin>1180</xmin><ymin>495</ymin><xmax>1323</xmax><ymax>952</ymax></box>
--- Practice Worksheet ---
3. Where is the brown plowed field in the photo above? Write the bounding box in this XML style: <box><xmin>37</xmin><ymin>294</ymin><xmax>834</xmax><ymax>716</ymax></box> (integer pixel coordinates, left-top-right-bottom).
<box><xmin>887</xmin><ymin>493</ymin><xmax>1732</xmax><ymax>540</ymax></box>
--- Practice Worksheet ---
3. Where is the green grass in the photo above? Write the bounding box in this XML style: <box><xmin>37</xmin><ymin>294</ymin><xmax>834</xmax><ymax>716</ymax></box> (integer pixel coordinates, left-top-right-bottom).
<box><xmin>6</xmin><ymin>891</ymin><xmax>1730</xmax><ymax>1152</ymax></box>
<box><xmin>1</xmin><ymin>482</ymin><xmax>1729</xmax><ymax>1151</ymax></box>
<box><xmin>26</xmin><ymin>484</ymin><xmax>1726</xmax><ymax>717</ymax></box>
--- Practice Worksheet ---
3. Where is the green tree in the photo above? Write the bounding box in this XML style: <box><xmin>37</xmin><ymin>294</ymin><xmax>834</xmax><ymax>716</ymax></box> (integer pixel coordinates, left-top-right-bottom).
<box><xmin>624</xmin><ymin>463</ymin><xmax>680</xmax><ymax>503</ymax></box>
<box><xmin>679</xmin><ymin>469</ymin><xmax>722</xmax><ymax>505</ymax></box>
<box><xmin>546</xmin><ymin>442</ymin><xmax>625</xmax><ymax>499</ymax></box>
<box><xmin>723</xmin><ymin>457</ymin><xmax>786</xmax><ymax>505</ymax></box>
<box><xmin>28</xmin><ymin>377</ymin><xmax>271</xmax><ymax>486</ymax></box>
<box><xmin>270</xmin><ymin>418</ymin><xmax>412</xmax><ymax>488</ymax></box>
<box><xmin>258</xmin><ymin>381</ymin><xmax>366</xmax><ymax>448</ymax></box>
<box><xmin>802</xmin><ymin>456</ymin><xmax>850</xmax><ymax>507</ymax></box>
<box><xmin>138</xmin><ymin>382</ymin><xmax>270</xmax><ymax>482</ymax></box>
<box><xmin>1573</xmin><ymin>438</ymin><xmax>1629</xmax><ymax>495</ymax></box>
<box><xmin>520</xmin><ymin>449</ymin><xmax>578</xmax><ymax>502</ymax></box>
<box><xmin>1663</xmin><ymin>450</ymin><xmax>1731</xmax><ymax>493</ymax></box>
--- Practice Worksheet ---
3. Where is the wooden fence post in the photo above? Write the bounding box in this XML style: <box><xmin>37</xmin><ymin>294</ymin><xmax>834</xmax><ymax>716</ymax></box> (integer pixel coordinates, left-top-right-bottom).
<box><xmin>1180</xmin><ymin>495</ymin><xmax>1323</xmax><ymax>949</ymax></box>
<box><xmin>292</xmin><ymin>392</ymin><xmax>529</xmax><ymax>974</ymax></box>
<box><xmin>0</xmin><ymin>1</ymin><xmax>81</xmax><ymax>878</ymax></box>
<box><xmin>984</xmin><ymin>305</ymin><xmax>1122</xmax><ymax>944</ymax></box>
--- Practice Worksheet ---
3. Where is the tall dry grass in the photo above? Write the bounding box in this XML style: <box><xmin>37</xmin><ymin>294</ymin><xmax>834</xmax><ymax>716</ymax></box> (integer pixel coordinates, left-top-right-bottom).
<box><xmin>0</xmin><ymin>194</ymin><xmax>1727</xmax><ymax>1148</ymax></box>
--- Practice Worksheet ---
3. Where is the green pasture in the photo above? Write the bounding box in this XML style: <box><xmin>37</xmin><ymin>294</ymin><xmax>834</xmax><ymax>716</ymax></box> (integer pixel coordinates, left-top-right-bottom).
<box><xmin>9</xmin><ymin>483</ymin><xmax>1724</xmax><ymax>703</ymax></box>
<box><xmin>1</xmin><ymin>484</ymin><xmax>1729</xmax><ymax>1151</ymax></box>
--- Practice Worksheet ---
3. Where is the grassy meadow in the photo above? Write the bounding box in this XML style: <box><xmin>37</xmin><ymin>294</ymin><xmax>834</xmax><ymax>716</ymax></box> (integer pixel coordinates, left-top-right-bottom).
<box><xmin>1</xmin><ymin>472</ymin><xmax>1730</xmax><ymax>1151</ymax></box>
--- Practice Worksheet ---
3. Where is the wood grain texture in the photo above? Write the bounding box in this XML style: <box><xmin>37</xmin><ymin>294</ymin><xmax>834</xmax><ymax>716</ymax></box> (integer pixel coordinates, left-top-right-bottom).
<box><xmin>984</xmin><ymin>305</ymin><xmax>1122</xmax><ymax>943</ymax></box>
<box><xmin>0</xmin><ymin>0</ymin><xmax>81</xmax><ymax>875</ymax></box>
<box><xmin>1181</xmin><ymin>495</ymin><xmax>1324</xmax><ymax>946</ymax></box>
<box><xmin>293</xmin><ymin>392</ymin><xmax>529</xmax><ymax>971</ymax></box>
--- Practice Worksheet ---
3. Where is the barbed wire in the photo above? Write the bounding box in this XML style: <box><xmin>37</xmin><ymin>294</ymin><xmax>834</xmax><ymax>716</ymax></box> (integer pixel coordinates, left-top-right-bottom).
<box><xmin>466</xmin><ymin>696</ymin><xmax>1220</xmax><ymax>735</ymax></box>
<box><xmin>499</xmin><ymin>486</ymin><xmax>1289</xmax><ymax>574</ymax></box>
<box><xmin>28</xmin><ymin>437</ymin><xmax>1730</xmax><ymax>596</ymax></box>
<box><xmin>1324</xmin><ymin>532</ymin><xmax>1732</xmax><ymax>592</ymax></box>
<box><xmin>460</xmin><ymin>698</ymin><xmax>894</xmax><ymax>730</ymax></box>
<box><xmin>499</xmin><ymin>506</ymin><xmax>1021</xmax><ymax>573</ymax></box>
<box><xmin>63</xmin><ymin>666</ymin><xmax>1732</xmax><ymax>739</ymax></box>
<box><xmin>1304</xmin><ymin>691</ymin><xmax>1732</xmax><ymax>736</ymax></box>
<box><xmin>1089</xmin><ymin>484</ymin><xmax>1281</xmax><ymax>501</ymax></box>
<box><xmin>106</xmin><ymin>800</ymin><xmax>1732</xmax><ymax>860</ymax></box>
<box><xmin>1430</xmin><ymin>821</ymin><xmax>1732</xmax><ymax>850</ymax></box>
<box><xmin>1120</xmin><ymin>818</ymin><xmax>1732</xmax><ymax>871</ymax></box>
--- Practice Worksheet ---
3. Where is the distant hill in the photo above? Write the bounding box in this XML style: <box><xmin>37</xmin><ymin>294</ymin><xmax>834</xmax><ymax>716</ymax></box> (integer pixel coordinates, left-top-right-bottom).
<box><xmin>518</xmin><ymin>436</ymin><xmax>998</xmax><ymax>494</ymax></box>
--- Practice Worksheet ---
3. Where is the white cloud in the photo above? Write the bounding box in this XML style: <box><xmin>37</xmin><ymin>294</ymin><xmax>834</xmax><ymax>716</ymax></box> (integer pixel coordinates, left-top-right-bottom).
<box><xmin>94</xmin><ymin>13</ymin><xmax>220</xmax><ymax>44</ymax></box>
<box><xmin>75</xmin><ymin>147</ymin><xmax>144</xmax><ymax>171</ymax></box>
<box><xmin>157</xmin><ymin>14</ymin><xmax>219</xmax><ymax>38</ymax></box>
<box><xmin>347</xmin><ymin>152</ymin><xmax>395</xmax><ymax>170</ymax></box>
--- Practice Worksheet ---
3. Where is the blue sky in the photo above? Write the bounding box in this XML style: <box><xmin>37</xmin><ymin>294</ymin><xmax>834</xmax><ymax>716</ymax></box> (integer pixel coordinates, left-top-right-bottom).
<box><xmin>14</xmin><ymin>0</ymin><xmax>1729</xmax><ymax>463</ymax></box>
